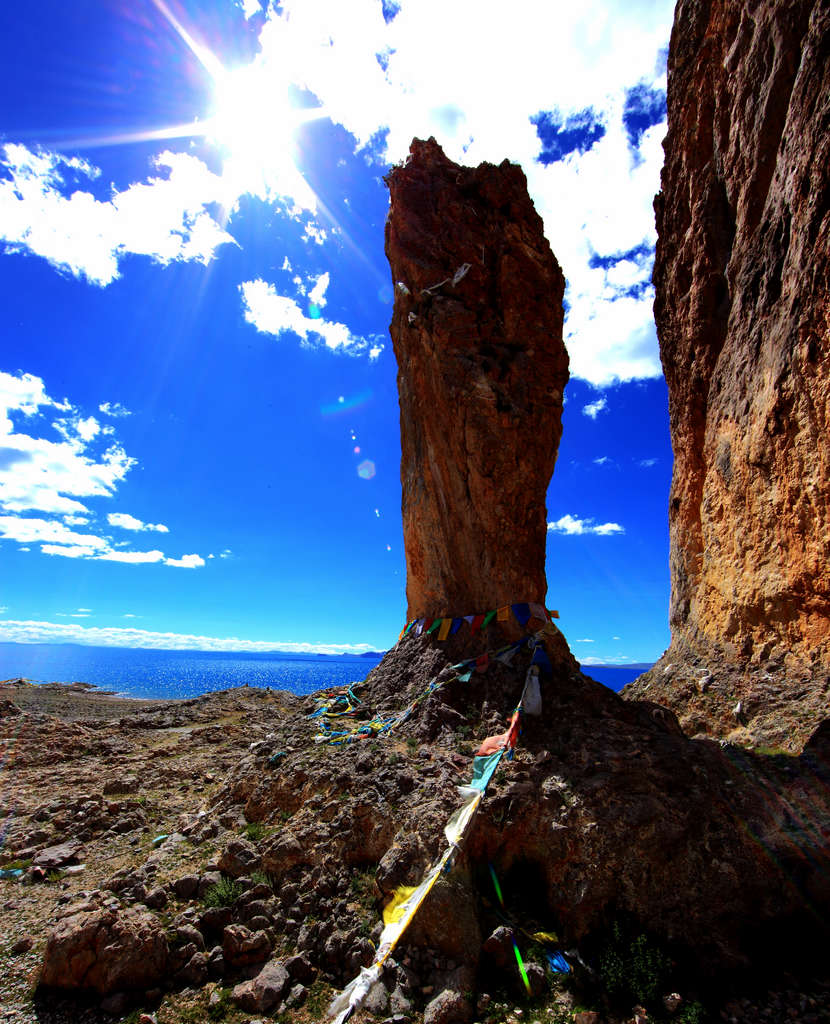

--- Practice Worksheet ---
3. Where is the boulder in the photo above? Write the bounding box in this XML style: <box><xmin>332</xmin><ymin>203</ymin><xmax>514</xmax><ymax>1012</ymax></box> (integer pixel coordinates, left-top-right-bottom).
<box><xmin>33</xmin><ymin>840</ymin><xmax>85</xmax><ymax>871</ymax></box>
<box><xmin>222</xmin><ymin>923</ymin><xmax>271</xmax><ymax>967</ymax></box>
<box><xmin>423</xmin><ymin>988</ymin><xmax>472</xmax><ymax>1024</ymax></box>
<box><xmin>40</xmin><ymin>906</ymin><xmax>168</xmax><ymax>994</ymax></box>
<box><xmin>218</xmin><ymin>836</ymin><xmax>260</xmax><ymax>878</ymax></box>
<box><xmin>260</xmin><ymin>831</ymin><xmax>305</xmax><ymax>878</ymax></box>
<box><xmin>231</xmin><ymin>959</ymin><xmax>290</xmax><ymax>1013</ymax></box>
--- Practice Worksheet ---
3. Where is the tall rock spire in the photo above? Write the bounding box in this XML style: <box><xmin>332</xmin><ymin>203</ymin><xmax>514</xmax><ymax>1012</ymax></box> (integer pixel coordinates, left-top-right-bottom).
<box><xmin>385</xmin><ymin>138</ymin><xmax>569</xmax><ymax>622</ymax></box>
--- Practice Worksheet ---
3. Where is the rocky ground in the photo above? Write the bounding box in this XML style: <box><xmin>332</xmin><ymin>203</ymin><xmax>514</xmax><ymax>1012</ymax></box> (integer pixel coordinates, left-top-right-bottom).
<box><xmin>1</xmin><ymin>662</ymin><xmax>829</xmax><ymax>1024</ymax></box>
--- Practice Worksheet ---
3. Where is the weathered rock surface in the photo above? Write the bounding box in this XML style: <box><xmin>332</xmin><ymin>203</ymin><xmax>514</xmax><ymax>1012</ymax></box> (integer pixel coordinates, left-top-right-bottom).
<box><xmin>625</xmin><ymin>0</ymin><xmax>830</xmax><ymax>750</ymax></box>
<box><xmin>385</xmin><ymin>137</ymin><xmax>568</xmax><ymax>621</ymax></box>
<box><xmin>231</xmin><ymin>959</ymin><xmax>290</xmax><ymax>1013</ymax></box>
<box><xmin>40</xmin><ymin>905</ymin><xmax>169</xmax><ymax>994</ymax></box>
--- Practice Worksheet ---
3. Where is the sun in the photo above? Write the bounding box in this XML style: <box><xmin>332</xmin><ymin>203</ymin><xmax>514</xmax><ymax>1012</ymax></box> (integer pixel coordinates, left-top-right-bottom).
<box><xmin>202</xmin><ymin>63</ymin><xmax>326</xmax><ymax>208</ymax></box>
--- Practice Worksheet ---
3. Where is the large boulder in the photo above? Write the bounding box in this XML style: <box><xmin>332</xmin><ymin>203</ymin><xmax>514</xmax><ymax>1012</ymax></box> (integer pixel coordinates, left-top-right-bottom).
<box><xmin>40</xmin><ymin>906</ymin><xmax>168</xmax><ymax>994</ymax></box>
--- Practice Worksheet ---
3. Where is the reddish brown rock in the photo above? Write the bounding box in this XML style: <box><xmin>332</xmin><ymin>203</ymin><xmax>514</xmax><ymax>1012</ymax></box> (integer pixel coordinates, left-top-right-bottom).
<box><xmin>626</xmin><ymin>0</ymin><xmax>830</xmax><ymax>750</ymax></box>
<box><xmin>385</xmin><ymin>138</ymin><xmax>568</xmax><ymax>621</ymax></box>
<box><xmin>40</xmin><ymin>905</ymin><xmax>169</xmax><ymax>994</ymax></box>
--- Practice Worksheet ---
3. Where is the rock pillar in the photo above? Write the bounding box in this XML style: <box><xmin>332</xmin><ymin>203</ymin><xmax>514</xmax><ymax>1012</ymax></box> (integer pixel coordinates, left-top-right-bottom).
<box><xmin>385</xmin><ymin>138</ymin><xmax>569</xmax><ymax>621</ymax></box>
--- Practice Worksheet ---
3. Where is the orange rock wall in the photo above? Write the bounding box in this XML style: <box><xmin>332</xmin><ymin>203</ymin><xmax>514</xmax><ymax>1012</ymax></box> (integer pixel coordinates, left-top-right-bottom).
<box><xmin>656</xmin><ymin>0</ymin><xmax>830</xmax><ymax>666</ymax></box>
<box><xmin>385</xmin><ymin>139</ymin><xmax>568</xmax><ymax>621</ymax></box>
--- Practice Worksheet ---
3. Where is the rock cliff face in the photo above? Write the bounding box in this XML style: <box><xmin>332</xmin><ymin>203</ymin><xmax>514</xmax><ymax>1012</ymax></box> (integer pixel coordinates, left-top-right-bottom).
<box><xmin>626</xmin><ymin>0</ymin><xmax>830</xmax><ymax>750</ymax></box>
<box><xmin>385</xmin><ymin>138</ymin><xmax>568</xmax><ymax>622</ymax></box>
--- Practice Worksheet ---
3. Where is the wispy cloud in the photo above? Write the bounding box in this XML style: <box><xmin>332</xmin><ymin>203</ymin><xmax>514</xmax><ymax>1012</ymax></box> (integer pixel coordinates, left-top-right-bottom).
<box><xmin>583</xmin><ymin>397</ymin><xmax>608</xmax><ymax>420</ymax></box>
<box><xmin>593</xmin><ymin>456</ymin><xmax>611</xmax><ymax>466</ymax></box>
<box><xmin>639</xmin><ymin>458</ymin><xmax>658</xmax><ymax>467</ymax></box>
<box><xmin>98</xmin><ymin>402</ymin><xmax>132</xmax><ymax>418</ymax></box>
<box><xmin>548</xmin><ymin>514</ymin><xmax>624</xmax><ymax>536</ymax></box>
<box><xmin>108</xmin><ymin>512</ymin><xmax>169</xmax><ymax>533</ymax></box>
<box><xmin>0</xmin><ymin>618</ymin><xmax>376</xmax><ymax>655</ymax></box>
<box><xmin>239</xmin><ymin>278</ymin><xmax>383</xmax><ymax>359</ymax></box>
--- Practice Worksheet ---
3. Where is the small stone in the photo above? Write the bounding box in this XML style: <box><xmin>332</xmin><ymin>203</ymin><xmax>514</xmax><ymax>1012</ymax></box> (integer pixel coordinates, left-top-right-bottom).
<box><xmin>663</xmin><ymin>993</ymin><xmax>683</xmax><ymax>1013</ymax></box>
<box><xmin>11</xmin><ymin>935</ymin><xmax>33</xmax><ymax>954</ymax></box>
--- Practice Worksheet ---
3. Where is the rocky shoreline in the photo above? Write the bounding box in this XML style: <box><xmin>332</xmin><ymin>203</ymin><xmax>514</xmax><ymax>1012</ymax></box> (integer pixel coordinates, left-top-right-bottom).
<box><xmin>2</xmin><ymin>670</ymin><xmax>828</xmax><ymax>1024</ymax></box>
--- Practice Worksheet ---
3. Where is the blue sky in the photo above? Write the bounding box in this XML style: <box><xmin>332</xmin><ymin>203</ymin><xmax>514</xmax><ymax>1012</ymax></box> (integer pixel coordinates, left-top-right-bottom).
<box><xmin>0</xmin><ymin>0</ymin><xmax>676</xmax><ymax>664</ymax></box>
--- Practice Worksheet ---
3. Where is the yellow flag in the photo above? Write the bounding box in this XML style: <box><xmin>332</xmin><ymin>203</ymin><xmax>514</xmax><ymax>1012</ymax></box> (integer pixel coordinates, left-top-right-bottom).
<box><xmin>438</xmin><ymin>618</ymin><xmax>452</xmax><ymax>641</ymax></box>
<box><xmin>497</xmin><ymin>605</ymin><xmax>510</xmax><ymax>621</ymax></box>
<box><xmin>383</xmin><ymin>886</ymin><xmax>418</xmax><ymax>925</ymax></box>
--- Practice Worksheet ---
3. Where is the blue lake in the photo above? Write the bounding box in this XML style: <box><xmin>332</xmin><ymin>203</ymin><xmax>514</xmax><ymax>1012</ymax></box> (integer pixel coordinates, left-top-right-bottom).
<box><xmin>0</xmin><ymin>643</ymin><xmax>648</xmax><ymax>700</ymax></box>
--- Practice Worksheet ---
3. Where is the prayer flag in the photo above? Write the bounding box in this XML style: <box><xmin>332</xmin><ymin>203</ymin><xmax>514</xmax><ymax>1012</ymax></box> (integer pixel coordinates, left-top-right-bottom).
<box><xmin>470</xmin><ymin>613</ymin><xmax>485</xmax><ymax>635</ymax></box>
<box><xmin>529</xmin><ymin>602</ymin><xmax>547</xmax><ymax>623</ymax></box>
<box><xmin>450</xmin><ymin>618</ymin><xmax>463</xmax><ymax>635</ymax></box>
<box><xmin>426</xmin><ymin>618</ymin><xmax>441</xmax><ymax>635</ymax></box>
<box><xmin>470</xmin><ymin>751</ymin><xmax>503</xmax><ymax>791</ymax></box>
<box><xmin>482</xmin><ymin>609</ymin><xmax>497</xmax><ymax>628</ymax></box>
<box><xmin>438</xmin><ymin>618</ymin><xmax>452</xmax><ymax>641</ymax></box>
<box><xmin>511</xmin><ymin>602</ymin><xmax>531</xmax><ymax>626</ymax></box>
<box><xmin>497</xmin><ymin>605</ymin><xmax>510</xmax><ymax>621</ymax></box>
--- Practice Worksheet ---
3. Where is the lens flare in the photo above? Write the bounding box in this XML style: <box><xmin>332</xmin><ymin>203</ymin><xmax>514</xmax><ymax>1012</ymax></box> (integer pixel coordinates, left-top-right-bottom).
<box><xmin>357</xmin><ymin>460</ymin><xmax>376</xmax><ymax>480</ymax></box>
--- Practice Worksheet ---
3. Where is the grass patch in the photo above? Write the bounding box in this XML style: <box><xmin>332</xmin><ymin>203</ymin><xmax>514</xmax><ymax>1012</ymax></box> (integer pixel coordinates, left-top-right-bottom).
<box><xmin>598</xmin><ymin>921</ymin><xmax>672</xmax><ymax>1010</ymax></box>
<box><xmin>349</xmin><ymin>867</ymin><xmax>377</xmax><ymax>912</ymax></box>
<box><xmin>207</xmin><ymin>987</ymin><xmax>232</xmax><ymax>1021</ymax></box>
<box><xmin>243</xmin><ymin>822</ymin><xmax>266</xmax><ymax>842</ymax></box>
<box><xmin>202</xmin><ymin>877</ymin><xmax>242</xmax><ymax>908</ymax></box>
<box><xmin>1</xmin><ymin>858</ymin><xmax>31</xmax><ymax>871</ymax></box>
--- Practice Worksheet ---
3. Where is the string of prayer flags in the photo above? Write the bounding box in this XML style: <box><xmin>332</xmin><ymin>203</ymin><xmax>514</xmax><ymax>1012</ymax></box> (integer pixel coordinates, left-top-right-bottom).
<box><xmin>399</xmin><ymin>601</ymin><xmax>560</xmax><ymax>644</ymax></box>
<box><xmin>328</xmin><ymin>637</ymin><xmax>548</xmax><ymax>1024</ymax></box>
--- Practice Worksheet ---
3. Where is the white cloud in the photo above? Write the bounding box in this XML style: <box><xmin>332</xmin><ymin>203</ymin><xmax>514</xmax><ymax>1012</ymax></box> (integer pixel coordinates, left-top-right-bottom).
<box><xmin>240</xmin><ymin>278</ymin><xmax>383</xmax><ymax>358</ymax></box>
<box><xmin>0</xmin><ymin>369</ymin><xmax>208</xmax><ymax>568</ymax></box>
<box><xmin>593</xmin><ymin>456</ymin><xmax>610</xmax><ymax>466</ymax></box>
<box><xmin>165</xmin><ymin>553</ymin><xmax>206</xmax><ymax>568</ymax></box>
<box><xmin>0</xmin><ymin>145</ymin><xmax>236</xmax><ymax>286</ymax></box>
<box><xmin>0</xmin><ymin>2</ymin><xmax>672</xmax><ymax>384</ymax></box>
<box><xmin>236</xmin><ymin>0</ymin><xmax>672</xmax><ymax>385</ymax></box>
<box><xmin>583</xmin><ymin>397</ymin><xmax>608</xmax><ymax>419</ymax></box>
<box><xmin>108</xmin><ymin>512</ymin><xmax>169</xmax><ymax>533</ymax></box>
<box><xmin>575</xmin><ymin>638</ymin><xmax>594</xmax><ymax>643</ymax></box>
<box><xmin>548</xmin><ymin>514</ymin><xmax>625</xmax><ymax>536</ymax></box>
<box><xmin>639</xmin><ymin>458</ymin><xmax>658</xmax><ymax>467</ymax></box>
<box><xmin>307</xmin><ymin>271</ymin><xmax>330</xmax><ymax>308</ymax></box>
<box><xmin>0</xmin><ymin>370</ymin><xmax>136</xmax><ymax>516</ymax></box>
<box><xmin>0</xmin><ymin>618</ymin><xmax>376</xmax><ymax>655</ymax></box>
<box><xmin>98</xmin><ymin>402</ymin><xmax>132</xmax><ymax>418</ymax></box>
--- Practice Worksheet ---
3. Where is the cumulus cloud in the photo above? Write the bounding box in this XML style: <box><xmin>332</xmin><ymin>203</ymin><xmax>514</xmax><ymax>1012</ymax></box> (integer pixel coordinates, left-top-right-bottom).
<box><xmin>108</xmin><ymin>512</ymin><xmax>169</xmax><ymax>533</ymax></box>
<box><xmin>239</xmin><ymin>278</ymin><xmax>383</xmax><ymax>358</ymax></box>
<box><xmin>583</xmin><ymin>397</ymin><xmax>608</xmax><ymax>419</ymax></box>
<box><xmin>0</xmin><ymin>369</ymin><xmax>207</xmax><ymax>568</ymax></box>
<box><xmin>235</xmin><ymin>0</ymin><xmax>672</xmax><ymax>385</ymax></box>
<box><xmin>0</xmin><ymin>618</ymin><xmax>376</xmax><ymax>655</ymax></box>
<box><xmin>0</xmin><ymin>145</ymin><xmax>236</xmax><ymax>286</ymax></box>
<box><xmin>548</xmin><ymin>514</ymin><xmax>625</xmax><ymax>536</ymax></box>
<box><xmin>165</xmin><ymin>553</ymin><xmax>206</xmax><ymax>568</ymax></box>
<box><xmin>0</xmin><ymin>369</ymin><xmax>136</xmax><ymax>516</ymax></box>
